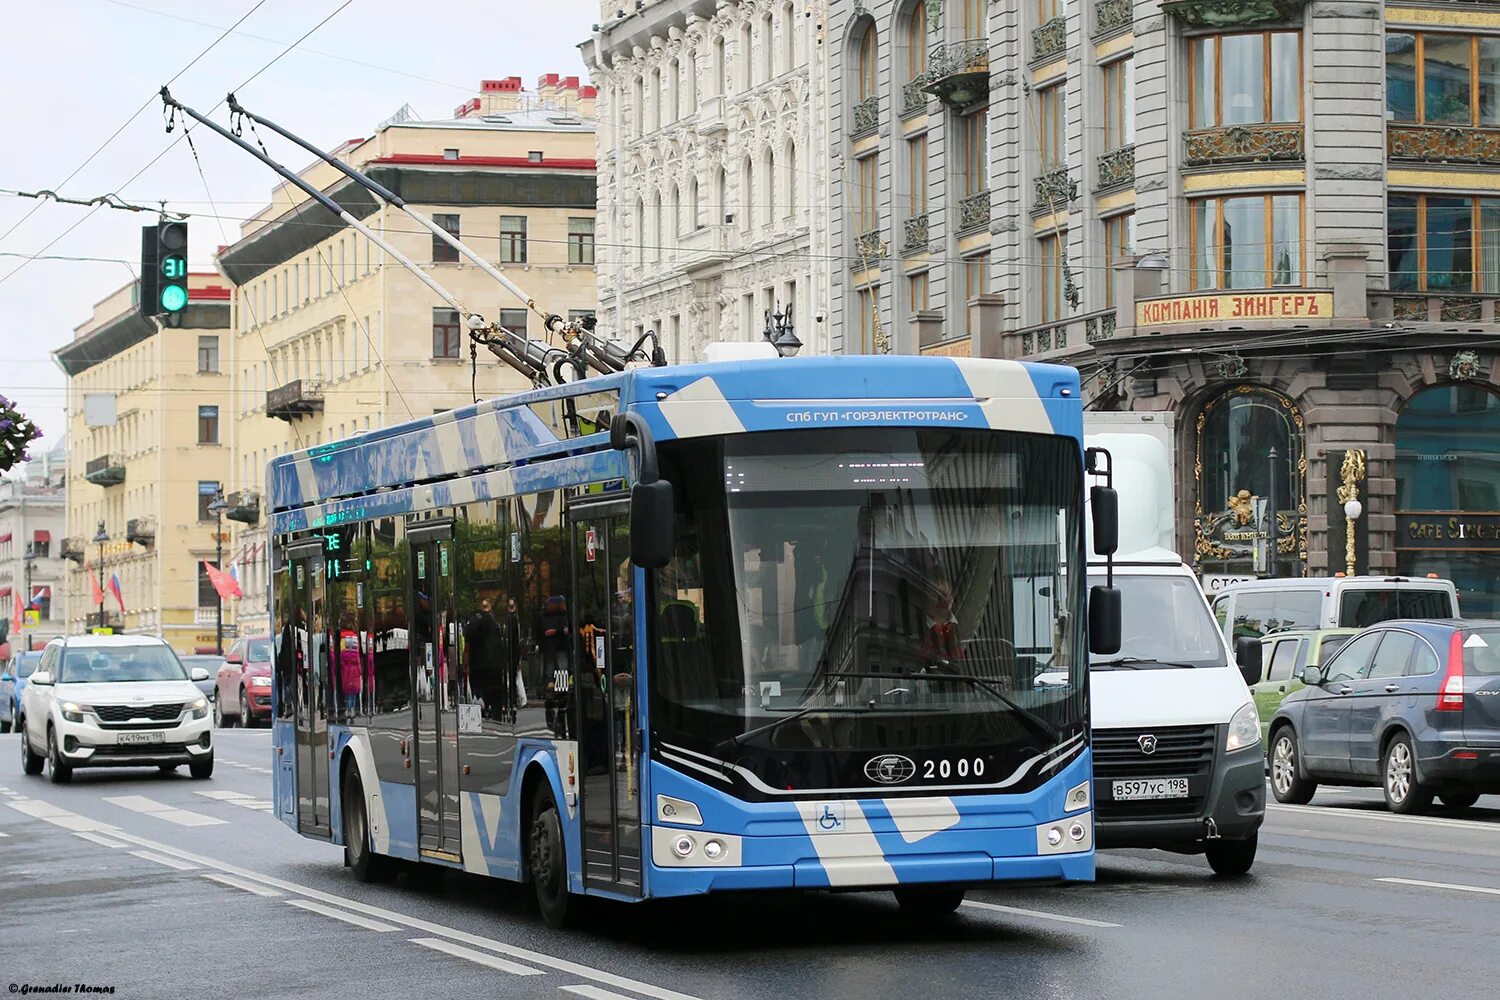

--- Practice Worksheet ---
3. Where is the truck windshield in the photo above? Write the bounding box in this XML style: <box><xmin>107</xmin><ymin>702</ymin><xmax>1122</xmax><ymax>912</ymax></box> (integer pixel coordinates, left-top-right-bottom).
<box><xmin>1088</xmin><ymin>574</ymin><xmax>1227</xmax><ymax>669</ymax></box>
<box><xmin>1338</xmin><ymin>588</ymin><xmax>1454</xmax><ymax>628</ymax></box>
<box><xmin>649</xmin><ymin>427</ymin><xmax>1087</xmax><ymax>799</ymax></box>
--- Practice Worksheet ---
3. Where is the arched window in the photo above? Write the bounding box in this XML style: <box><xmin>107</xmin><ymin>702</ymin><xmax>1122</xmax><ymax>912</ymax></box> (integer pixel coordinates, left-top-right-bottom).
<box><xmin>651</xmin><ymin>192</ymin><xmax>663</xmax><ymax>261</ymax></box>
<box><xmin>764</xmin><ymin>148</ymin><xmax>776</xmax><ymax>228</ymax></box>
<box><xmin>652</xmin><ymin>67</ymin><xmax>663</xmax><ymax>129</ymax></box>
<box><xmin>905</xmin><ymin>1</ymin><xmax>928</xmax><ymax>81</ymax></box>
<box><xmin>741</xmin><ymin>157</ymin><xmax>754</xmax><ymax>232</ymax></box>
<box><xmin>670</xmin><ymin>183</ymin><xmax>682</xmax><ymax>242</ymax></box>
<box><xmin>762</xmin><ymin>11</ymin><xmax>774</xmax><ymax>82</ymax></box>
<box><xmin>689</xmin><ymin>175</ymin><xmax>701</xmax><ymax>230</ymax></box>
<box><xmin>1194</xmin><ymin>387</ymin><xmax>1307</xmax><ymax>580</ymax></box>
<box><xmin>714</xmin><ymin>36</ymin><xmax>727</xmax><ymax>97</ymax></box>
<box><xmin>858</xmin><ymin>22</ymin><xmax>878</xmax><ymax>101</ymax></box>
<box><xmin>1395</xmin><ymin>383</ymin><xmax>1500</xmax><ymax>616</ymax></box>
<box><xmin>783</xmin><ymin>2</ymin><xmax>796</xmax><ymax>71</ymax></box>
<box><xmin>668</xmin><ymin>60</ymin><xmax>680</xmax><ymax>122</ymax></box>
<box><xmin>634</xmin><ymin>198</ymin><xmax>646</xmax><ymax>264</ymax></box>
<box><xmin>683</xmin><ymin>50</ymin><xmax>697</xmax><ymax>112</ymax></box>
<box><xmin>716</xmin><ymin>166</ymin><xmax>728</xmax><ymax>226</ymax></box>
<box><xmin>633</xmin><ymin>75</ymin><xmax>644</xmax><ymax>133</ymax></box>
<box><xmin>740</xmin><ymin>22</ymin><xmax>754</xmax><ymax>90</ymax></box>
<box><xmin>785</xmin><ymin>138</ymin><xmax>797</xmax><ymax>219</ymax></box>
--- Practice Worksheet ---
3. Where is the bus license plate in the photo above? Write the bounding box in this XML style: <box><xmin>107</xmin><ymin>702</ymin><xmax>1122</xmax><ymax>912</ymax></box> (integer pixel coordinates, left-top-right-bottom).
<box><xmin>117</xmin><ymin>732</ymin><xmax>165</xmax><ymax>745</ymax></box>
<box><xmin>1111</xmin><ymin>778</ymin><xmax>1188</xmax><ymax>801</ymax></box>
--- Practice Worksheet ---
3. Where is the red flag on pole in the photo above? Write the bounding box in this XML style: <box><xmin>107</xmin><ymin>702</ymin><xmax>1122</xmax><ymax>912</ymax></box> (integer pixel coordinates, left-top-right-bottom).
<box><xmin>89</xmin><ymin>573</ymin><xmax>106</xmax><ymax>608</ymax></box>
<box><xmin>202</xmin><ymin>560</ymin><xmax>243</xmax><ymax>600</ymax></box>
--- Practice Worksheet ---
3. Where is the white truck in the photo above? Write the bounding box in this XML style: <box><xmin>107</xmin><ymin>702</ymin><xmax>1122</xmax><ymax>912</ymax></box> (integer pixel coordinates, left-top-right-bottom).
<box><xmin>1085</xmin><ymin>412</ymin><xmax>1266</xmax><ymax>876</ymax></box>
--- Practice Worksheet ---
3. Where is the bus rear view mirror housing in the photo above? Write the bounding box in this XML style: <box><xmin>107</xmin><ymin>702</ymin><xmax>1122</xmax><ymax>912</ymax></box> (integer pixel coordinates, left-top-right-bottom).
<box><xmin>1085</xmin><ymin>446</ymin><xmax>1121</xmax><ymax>655</ymax></box>
<box><xmin>611</xmin><ymin>412</ymin><xmax>674</xmax><ymax>570</ymax></box>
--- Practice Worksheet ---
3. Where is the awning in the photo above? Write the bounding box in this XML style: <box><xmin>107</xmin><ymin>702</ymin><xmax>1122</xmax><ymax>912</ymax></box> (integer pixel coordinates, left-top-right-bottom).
<box><xmin>33</xmin><ymin>530</ymin><xmax>50</xmax><ymax>543</ymax></box>
<box><xmin>0</xmin><ymin>533</ymin><xmax>11</xmax><ymax>544</ymax></box>
<box><xmin>0</xmin><ymin>587</ymin><xmax>11</xmax><ymax>598</ymax></box>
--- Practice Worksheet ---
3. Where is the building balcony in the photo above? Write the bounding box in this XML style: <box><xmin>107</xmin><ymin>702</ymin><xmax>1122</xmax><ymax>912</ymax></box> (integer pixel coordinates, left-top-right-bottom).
<box><xmin>957</xmin><ymin>190</ymin><xmax>991</xmax><ymax>235</ymax></box>
<box><xmin>696</xmin><ymin>96</ymin><xmax>727</xmax><ymax>136</ymax></box>
<box><xmin>1096</xmin><ymin>144</ymin><xmax>1136</xmax><ymax>192</ymax></box>
<box><xmin>194</xmin><ymin>607</ymin><xmax>224</xmax><ymax>625</ymax></box>
<box><xmin>903</xmin><ymin>213</ymin><xmax>930</xmax><ymax>256</ymax></box>
<box><xmin>901</xmin><ymin>77</ymin><xmax>930</xmax><ymax>119</ymax></box>
<box><xmin>225</xmin><ymin>490</ymin><xmax>261</xmax><ymax>525</ymax></box>
<box><xmin>60</xmin><ymin>537</ymin><xmax>84</xmax><ymax>564</ymax></box>
<box><xmin>854</xmin><ymin>227</ymin><xmax>885</xmax><ymax>268</ymax></box>
<box><xmin>1033</xmin><ymin>167</ymin><xmax>1077</xmax><ymax>212</ymax></box>
<box><xmin>266</xmin><ymin>380</ymin><xmax>324</xmax><ymax>422</ymax></box>
<box><xmin>1371</xmin><ymin>291</ymin><xmax>1500</xmax><ymax>325</ymax></box>
<box><xmin>1163</xmin><ymin>0</ymin><xmax>1307</xmax><ymax>28</ymax></box>
<box><xmin>924</xmin><ymin>39</ymin><xmax>989</xmax><ymax>110</ymax></box>
<box><xmin>1031</xmin><ymin>17</ymin><xmax>1066</xmax><ymax>64</ymax></box>
<box><xmin>851</xmin><ymin>95</ymin><xmax>880</xmax><ymax>139</ymax></box>
<box><xmin>1184</xmin><ymin>123</ymin><xmax>1304</xmax><ymax>167</ymax></box>
<box><xmin>126</xmin><ymin>517</ymin><xmax>155</xmax><ymax>547</ymax></box>
<box><xmin>1387</xmin><ymin>123</ymin><xmax>1500</xmax><ymax>165</ymax></box>
<box><xmin>84</xmin><ymin>454</ymin><xmax>125</xmax><ymax>487</ymax></box>
<box><xmin>679</xmin><ymin>225</ymin><xmax>736</xmax><ymax>275</ymax></box>
<box><xmin>1095</xmin><ymin>0</ymin><xmax>1133</xmax><ymax>36</ymax></box>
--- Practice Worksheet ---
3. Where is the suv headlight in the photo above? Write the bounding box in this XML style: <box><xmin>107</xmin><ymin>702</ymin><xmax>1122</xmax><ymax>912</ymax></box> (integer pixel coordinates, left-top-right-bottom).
<box><xmin>60</xmin><ymin>701</ymin><xmax>87</xmax><ymax>723</ymax></box>
<box><xmin>1226</xmin><ymin>702</ymin><xmax>1260</xmax><ymax>753</ymax></box>
<box><xmin>188</xmin><ymin>697</ymin><xmax>209</xmax><ymax>720</ymax></box>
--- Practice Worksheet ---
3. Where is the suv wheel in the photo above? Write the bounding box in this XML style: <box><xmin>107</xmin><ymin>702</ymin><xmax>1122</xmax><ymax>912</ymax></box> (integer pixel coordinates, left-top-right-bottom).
<box><xmin>1269</xmin><ymin>727</ymin><xmax>1316</xmax><ymax>805</ymax></box>
<box><xmin>46</xmin><ymin>727</ymin><xmax>72</xmax><ymax>785</ymax></box>
<box><xmin>1383</xmin><ymin>733</ymin><xmax>1434</xmax><ymax>815</ymax></box>
<box><xmin>20</xmin><ymin>718</ymin><xmax>44</xmax><ymax>775</ymax></box>
<box><xmin>189</xmin><ymin>754</ymin><xmax>214</xmax><ymax>779</ymax></box>
<box><xmin>239</xmin><ymin>689</ymin><xmax>251</xmax><ymax>729</ymax></box>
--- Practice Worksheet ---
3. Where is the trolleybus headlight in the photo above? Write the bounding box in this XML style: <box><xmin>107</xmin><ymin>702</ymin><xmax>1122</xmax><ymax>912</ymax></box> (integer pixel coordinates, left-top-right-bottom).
<box><xmin>1225</xmin><ymin>702</ymin><xmax>1260</xmax><ymax>753</ymax></box>
<box><xmin>702</xmin><ymin>839</ymin><xmax>724</xmax><ymax>861</ymax></box>
<box><xmin>1045</xmin><ymin>826</ymin><xmax>1064</xmax><ymax>847</ymax></box>
<box><xmin>1068</xmin><ymin>822</ymin><xmax>1087</xmax><ymax>842</ymax></box>
<box><xmin>673</xmin><ymin>835</ymin><xmax>695</xmax><ymax>858</ymax></box>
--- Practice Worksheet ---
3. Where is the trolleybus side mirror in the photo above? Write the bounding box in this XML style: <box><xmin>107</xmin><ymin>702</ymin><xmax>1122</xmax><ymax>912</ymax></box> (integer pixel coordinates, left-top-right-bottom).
<box><xmin>1235</xmin><ymin>637</ymin><xmax>1263</xmax><ymax>686</ymax></box>
<box><xmin>611</xmin><ymin>411</ymin><xmax>675</xmax><ymax>570</ymax></box>
<box><xmin>1090</xmin><ymin>485</ymin><xmax>1119</xmax><ymax>557</ymax></box>
<box><xmin>1089</xmin><ymin>586</ymin><xmax>1121</xmax><ymax>655</ymax></box>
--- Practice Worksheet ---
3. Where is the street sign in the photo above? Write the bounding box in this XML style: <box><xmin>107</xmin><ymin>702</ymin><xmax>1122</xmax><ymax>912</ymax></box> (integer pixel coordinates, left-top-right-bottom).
<box><xmin>24</xmin><ymin>610</ymin><xmax>39</xmax><ymax>626</ymax></box>
<box><xmin>90</xmin><ymin>626</ymin><xmax>114</xmax><ymax>635</ymax></box>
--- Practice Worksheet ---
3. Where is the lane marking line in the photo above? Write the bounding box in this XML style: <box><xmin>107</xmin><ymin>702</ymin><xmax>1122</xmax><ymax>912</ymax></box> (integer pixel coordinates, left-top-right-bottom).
<box><xmin>561</xmin><ymin>985</ymin><xmax>641</xmax><ymax>1000</ymax></box>
<box><xmin>196</xmin><ymin>790</ymin><xmax>253</xmax><ymax>800</ymax></box>
<box><xmin>195</xmin><ymin>790</ymin><xmax>274</xmax><ymax>811</ymax></box>
<box><xmin>961</xmin><ymin>900</ymin><xmax>1122</xmax><ymax>928</ymax></box>
<box><xmin>93</xmin><ymin>828</ymin><xmax>704</xmax><ymax>1000</ymax></box>
<box><xmin>288</xmin><ymin>898</ymin><xmax>399</xmax><ymax>932</ymax></box>
<box><xmin>201</xmin><ymin>873</ymin><xmax>281</xmax><ymax>897</ymax></box>
<box><xmin>6</xmin><ymin>799</ymin><xmax>114</xmax><ymax>833</ymax></box>
<box><xmin>104</xmin><ymin>795</ymin><xmax>227</xmax><ymax>828</ymax></box>
<box><xmin>409</xmin><ymin>937</ymin><xmax>544</xmax><ymax>975</ymax></box>
<box><xmin>129</xmin><ymin>850</ymin><xmax>196</xmax><ymax>871</ymax></box>
<box><xmin>1376</xmin><ymin>877</ymin><xmax>1500</xmax><ymax>898</ymax></box>
<box><xmin>0</xmin><ymin>831</ymin><xmax>8</xmax><ymax>837</ymax></box>
<box><xmin>1269</xmin><ymin>803</ymin><xmax>1496</xmax><ymax>833</ymax></box>
<box><xmin>74</xmin><ymin>831</ymin><xmax>127</xmax><ymax>849</ymax></box>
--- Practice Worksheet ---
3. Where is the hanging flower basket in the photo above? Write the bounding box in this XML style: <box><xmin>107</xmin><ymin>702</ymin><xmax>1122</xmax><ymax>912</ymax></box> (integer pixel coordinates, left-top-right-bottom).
<box><xmin>0</xmin><ymin>395</ymin><xmax>43</xmax><ymax>473</ymax></box>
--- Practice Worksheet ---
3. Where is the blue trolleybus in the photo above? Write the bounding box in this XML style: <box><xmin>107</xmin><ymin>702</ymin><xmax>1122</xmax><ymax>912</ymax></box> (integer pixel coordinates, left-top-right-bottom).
<box><xmin>269</xmin><ymin>354</ymin><xmax>1110</xmax><ymax>925</ymax></box>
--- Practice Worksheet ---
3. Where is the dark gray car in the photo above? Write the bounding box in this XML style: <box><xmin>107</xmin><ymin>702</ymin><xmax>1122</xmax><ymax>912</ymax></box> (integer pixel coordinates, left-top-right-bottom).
<box><xmin>1267</xmin><ymin>619</ymin><xmax>1500</xmax><ymax>813</ymax></box>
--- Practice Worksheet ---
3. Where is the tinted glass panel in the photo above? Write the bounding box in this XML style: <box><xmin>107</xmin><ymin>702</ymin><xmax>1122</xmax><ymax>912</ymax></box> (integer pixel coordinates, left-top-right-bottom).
<box><xmin>1327</xmin><ymin>631</ymin><xmax>1382</xmax><ymax>682</ymax></box>
<box><xmin>1463</xmin><ymin>629</ymin><xmax>1500</xmax><ymax>675</ymax></box>
<box><xmin>1410</xmin><ymin>639</ymin><xmax>1440</xmax><ymax>676</ymax></box>
<box><xmin>1267</xmin><ymin>638</ymin><xmax>1298</xmax><ymax>681</ymax></box>
<box><xmin>1367</xmin><ymin>631</ymin><xmax>1416</xmax><ymax>679</ymax></box>
<box><xmin>56</xmin><ymin>646</ymin><xmax>186</xmax><ymax>684</ymax></box>
<box><xmin>1337</xmin><ymin>588</ymin><xmax>1455</xmax><ymax>628</ymax></box>
<box><xmin>1386</xmin><ymin>33</ymin><xmax>1418</xmax><ymax>121</ymax></box>
<box><xmin>1232</xmin><ymin>590</ymin><xmax>1320</xmax><ymax>639</ymax></box>
<box><xmin>1425</xmin><ymin>33</ymin><xmax>1472</xmax><ymax>125</ymax></box>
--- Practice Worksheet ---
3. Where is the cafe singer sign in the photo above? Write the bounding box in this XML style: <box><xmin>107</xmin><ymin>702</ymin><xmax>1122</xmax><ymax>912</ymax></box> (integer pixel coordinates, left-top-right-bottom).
<box><xmin>1398</xmin><ymin>512</ymin><xmax>1500</xmax><ymax>549</ymax></box>
<box><xmin>1138</xmin><ymin>292</ymin><xmax>1333</xmax><ymax>328</ymax></box>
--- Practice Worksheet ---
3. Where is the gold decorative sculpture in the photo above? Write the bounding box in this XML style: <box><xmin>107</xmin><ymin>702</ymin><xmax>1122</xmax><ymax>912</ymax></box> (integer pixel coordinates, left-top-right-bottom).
<box><xmin>1335</xmin><ymin>449</ymin><xmax>1366</xmax><ymax>577</ymax></box>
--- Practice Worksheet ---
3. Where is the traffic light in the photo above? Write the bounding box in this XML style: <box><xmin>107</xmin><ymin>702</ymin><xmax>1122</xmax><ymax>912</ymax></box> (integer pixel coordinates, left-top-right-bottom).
<box><xmin>157</xmin><ymin>221</ymin><xmax>189</xmax><ymax>320</ymax></box>
<box><xmin>139</xmin><ymin>225</ymin><xmax>158</xmax><ymax>320</ymax></box>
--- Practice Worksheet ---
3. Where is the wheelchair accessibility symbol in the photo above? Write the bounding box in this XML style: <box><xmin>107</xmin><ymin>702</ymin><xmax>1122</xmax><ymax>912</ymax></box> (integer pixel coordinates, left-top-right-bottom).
<box><xmin>816</xmin><ymin>803</ymin><xmax>845</xmax><ymax>831</ymax></box>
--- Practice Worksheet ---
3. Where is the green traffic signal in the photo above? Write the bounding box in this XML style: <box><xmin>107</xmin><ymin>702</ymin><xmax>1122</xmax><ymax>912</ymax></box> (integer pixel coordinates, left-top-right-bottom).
<box><xmin>161</xmin><ymin>284</ymin><xmax>188</xmax><ymax>312</ymax></box>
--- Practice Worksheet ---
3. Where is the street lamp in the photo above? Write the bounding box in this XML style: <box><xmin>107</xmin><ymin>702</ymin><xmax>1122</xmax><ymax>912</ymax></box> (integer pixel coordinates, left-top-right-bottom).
<box><xmin>208</xmin><ymin>486</ymin><xmax>230</xmax><ymax>655</ymax></box>
<box><xmin>763</xmin><ymin>301</ymin><xmax>802</xmax><ymax>358</ymax></box>
<box><xmin>1336</xmin><ymin>449</ymin><xmax>1367</xmax><ymax>578</ymax></box>
<box><xmin>92</xmin><ymin>520</ymin><xmax>108</xmax><ymax>630</ymax></box>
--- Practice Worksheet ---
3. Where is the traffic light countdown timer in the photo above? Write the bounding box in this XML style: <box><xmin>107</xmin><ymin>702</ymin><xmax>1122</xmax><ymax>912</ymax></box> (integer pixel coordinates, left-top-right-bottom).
<box><xmin>138</xmin><ymin>221</ymin><xmax>189</xmax><ymax>325</ymax></box>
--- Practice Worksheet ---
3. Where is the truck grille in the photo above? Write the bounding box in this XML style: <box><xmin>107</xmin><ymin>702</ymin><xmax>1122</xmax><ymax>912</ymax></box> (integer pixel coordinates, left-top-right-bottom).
<box><xmin>94</xmin><ymin>703</ymin><xmax>183</xmax><ymax>723</ymax></box>
<box><xmin>1094</xmin><ymin>724</ymin><xmax>1217</xmax><ymax>821</ymax></box>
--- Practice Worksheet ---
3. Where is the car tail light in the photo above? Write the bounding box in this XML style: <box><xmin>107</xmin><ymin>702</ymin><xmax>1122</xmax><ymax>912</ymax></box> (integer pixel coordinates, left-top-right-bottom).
<box><xmin>1438</xmin><ymin>631</ymin><xmax>1466</xmax><ymax>712</ymax></box>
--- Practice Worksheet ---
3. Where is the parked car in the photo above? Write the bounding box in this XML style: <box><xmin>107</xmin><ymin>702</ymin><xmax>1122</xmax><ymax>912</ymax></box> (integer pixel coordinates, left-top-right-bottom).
<box><xmin>18</xmin><ymin>634</ymin><xmax>214</xmax><ymax>783</ymax></box>
<box><xmin>214</xmin><ymin>636</ymin><xmax>273</xmax><ymax>728</ymax></box>
<box><xmin>1</xmin><ymin>650</ymin><xmax>43</xmax><ymax>733</ymax></box>
<box><xmin>1212</xmin><ymin>576</ymin><xmax>1458</xmax><ymax>644</ymax></box>
<box><xmin>1268</xmin><ymin>619</ymin><xmax>1500</xmax><ymax>814</ymax></box>
<box><xmin>1253</xmin><ymin>629</ymin><xmax>1360</xmax><ymax>743</ymax></box>
<box><xmin>180</xmin><ymin>655</ymin><xmax>224</xmax><ymax>705</ymax></box>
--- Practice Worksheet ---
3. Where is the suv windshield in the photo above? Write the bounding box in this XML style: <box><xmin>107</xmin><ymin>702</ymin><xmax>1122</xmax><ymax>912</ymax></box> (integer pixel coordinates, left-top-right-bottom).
<box><xmin>1339</xmin><ymin>588</ymin><xmax>1454</xmax><ymax>628</ymax></box>
<box><xmin>246</xmin><ymin>639</ymin><xmax>272</xmax><ymax>661</ymax></box>
<box><xmin>56</xmin><ymin>645</ymin><xmax>187</xmax><ymax>684</ymax></box>
<box><xmin>1088</xmin><ymin>574</ymin><xmax>1227</xmax><ymax>669</ymax></box>
<box><xmin>650</xmin><ymin>427</ymin><xmax>1087</xmax><ymax>798</ymax></box>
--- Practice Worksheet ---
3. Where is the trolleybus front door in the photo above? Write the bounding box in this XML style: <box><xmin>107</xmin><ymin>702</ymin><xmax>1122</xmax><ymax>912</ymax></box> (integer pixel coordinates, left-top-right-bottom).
<box><xmin>289</xmin><ymin>548</ymin><xmax>330</xmax><ymax>836</ymax></box>
<box><xmin>569</xmin><ymin>501</ymin><xmax>642</xmax><ymax>895</ymax></box>
<box><xmin>409</xmin><ymin>523</ymin><xmax>461</xmax><ymax>860</ymax></box>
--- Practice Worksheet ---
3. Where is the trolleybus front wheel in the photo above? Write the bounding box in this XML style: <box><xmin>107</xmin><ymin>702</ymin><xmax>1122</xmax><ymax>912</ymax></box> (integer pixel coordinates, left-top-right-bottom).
<box><xmin>528</xmin><ymin>785</ymin><xmax>575</xmax><ymax>929</ymax></box>
<box><xmin>893</xmin><ymin>885</ymin><xmax>966</xmax><ymax>916</ymax></box>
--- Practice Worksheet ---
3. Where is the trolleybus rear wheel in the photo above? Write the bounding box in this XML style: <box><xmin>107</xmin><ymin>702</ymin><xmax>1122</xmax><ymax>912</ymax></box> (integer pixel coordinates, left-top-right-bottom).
<box><xmin>528</xmin><ymin>786</ymin><xmax>574</xmax><ymax>929</ymax></box>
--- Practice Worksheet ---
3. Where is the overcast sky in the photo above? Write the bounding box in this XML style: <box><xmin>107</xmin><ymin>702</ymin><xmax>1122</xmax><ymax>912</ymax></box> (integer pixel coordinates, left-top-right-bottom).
<box><xmin>0</xmin><ymin>0</ymin><xmax>597</xmax><ymax>447</ymax></box>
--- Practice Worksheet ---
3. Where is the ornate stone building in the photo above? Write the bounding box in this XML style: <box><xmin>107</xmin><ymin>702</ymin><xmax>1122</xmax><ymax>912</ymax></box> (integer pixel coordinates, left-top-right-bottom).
<box><xmin>582</xmin><ymin>0</ymin><xmax>832</xmax><ymax>359</ymax></box>
<box><xmin>825</xmin><ymin>0</ymin><xmax>1500</xmax><ymax>616</ymax></box>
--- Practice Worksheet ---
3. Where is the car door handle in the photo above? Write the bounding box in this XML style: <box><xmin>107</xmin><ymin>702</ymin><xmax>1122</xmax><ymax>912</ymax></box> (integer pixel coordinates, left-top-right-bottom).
<box><xmin>1384</xmin><ymin>684</ymin><xmax>1401</xmax><ymax>693</ymax></box>
<box><xmin>1336</xmin><ymin>686</ymin><xmax>1353</xmax><ymax>695</ymax></box>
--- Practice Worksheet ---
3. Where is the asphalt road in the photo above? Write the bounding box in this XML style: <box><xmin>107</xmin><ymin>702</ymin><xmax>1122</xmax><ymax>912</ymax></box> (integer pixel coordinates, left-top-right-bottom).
<box><xmin>2</xmin><ymin>730</ymin><xmax>1496</xmax><ymax>1000</ymax></box>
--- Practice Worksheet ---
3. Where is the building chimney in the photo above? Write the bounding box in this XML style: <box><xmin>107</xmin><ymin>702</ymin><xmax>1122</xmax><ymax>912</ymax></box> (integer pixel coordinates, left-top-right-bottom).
<box><xmin>536</xmin><ymin>73</ymin><xmax>561</xmax><ymax>108</ymax></box>
<box><xmin>480</xmin><ymin>76</ymin><xmax>524</xmax><ymax>114</ymax></box>
<box><xmin>577</xmin><ymin>85</ymin><xmax>598</xmax><ymax>117</ymax></box>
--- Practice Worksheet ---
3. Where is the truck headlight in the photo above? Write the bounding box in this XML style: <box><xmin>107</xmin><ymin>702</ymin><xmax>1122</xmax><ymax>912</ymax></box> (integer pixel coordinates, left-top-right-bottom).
<box><xmin>188</xmin><ymin>697</ymin><xmax>209</xmax><ymax>720</ymax></box>
<box><xmin>60</xmin><ymin>701</ymin><xmax>87</xmax><ymax>723</ymax></box>
<box><xmin>1226</xmin><ymin>702</ymin><xmax>1260</xmax><ymax>753</ymax></box>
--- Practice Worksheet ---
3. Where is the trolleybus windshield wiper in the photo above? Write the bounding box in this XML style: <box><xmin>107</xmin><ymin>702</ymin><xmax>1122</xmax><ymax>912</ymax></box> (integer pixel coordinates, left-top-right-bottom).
<box><xmin>910</xmin><ymin>671</ymin><xmax>1063</xmax><ymax>746</ymax></box>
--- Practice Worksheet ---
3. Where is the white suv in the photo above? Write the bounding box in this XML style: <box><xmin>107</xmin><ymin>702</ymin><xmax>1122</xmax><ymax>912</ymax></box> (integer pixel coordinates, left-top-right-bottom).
<box><xmin>19</xmin><ymin>635</ymin><xmax>214</xmax><ymax>783</ymax></box>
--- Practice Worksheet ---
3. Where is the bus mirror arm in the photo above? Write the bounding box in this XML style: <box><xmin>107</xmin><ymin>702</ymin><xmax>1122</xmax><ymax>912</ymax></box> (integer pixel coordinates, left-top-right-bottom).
<box><xmin>612</xmin><ymin>413</ymin><xmax>674</xmax><ymax>569</ymax></box>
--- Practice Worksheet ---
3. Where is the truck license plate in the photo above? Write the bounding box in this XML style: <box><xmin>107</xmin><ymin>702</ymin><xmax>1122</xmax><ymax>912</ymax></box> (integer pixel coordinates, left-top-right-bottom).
<box><xmin>117</xmin><ymin>732</ymin><xmax>165</xmax><ymax>745</ymax></box>
<box><xmin>1111</xmin><ymin>778</ymin><xmax>1189</xmax><ymax>801</ymax></box>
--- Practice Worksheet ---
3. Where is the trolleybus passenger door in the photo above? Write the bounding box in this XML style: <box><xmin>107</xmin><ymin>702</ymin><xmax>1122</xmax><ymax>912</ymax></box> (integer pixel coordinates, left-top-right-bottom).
<box><xmin>568</xmin><ymin>499</ymin><xmax>642</xmax><ymax>895</ymax></box>
<box><xmin>408</xmin><ymin>522</ymin><xmax>462</xmax><ymax>859</ymax></box>
<box><xmin>288</xmin><ymin>545</ymin><xmax>330</xmax><ymax>836</ymax></box>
